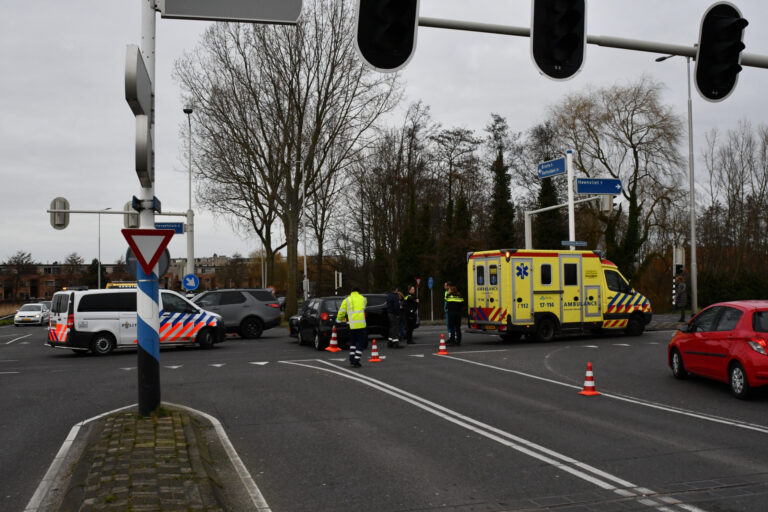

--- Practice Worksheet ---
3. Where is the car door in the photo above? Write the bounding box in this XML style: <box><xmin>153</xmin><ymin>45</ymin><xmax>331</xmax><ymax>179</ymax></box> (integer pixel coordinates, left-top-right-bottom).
<box><xmin>706</xmin><ymin>306</ymin><xmax>743</xmax><ymax>381</ymax></box>
<box><xmin>160</xmin><ymin>291</ymin><xmax>198</xmax><ymax>344</ymax></box>
<box><xmin>299</xmin><ymin>299</ymin><xmax>318</xmax><ymax>341</ymax></box>
<box><xmin>681</xmin><ymin>306</ymin><xmax>722</xmax><ymax>375</ymax></box>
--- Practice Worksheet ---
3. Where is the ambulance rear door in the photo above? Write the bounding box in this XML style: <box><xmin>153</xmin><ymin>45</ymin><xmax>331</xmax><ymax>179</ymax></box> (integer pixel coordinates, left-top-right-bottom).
<box><xmin>471</xmin><ymin>254</ymin><xmax>503</xmax><ymax>326</ymax></box>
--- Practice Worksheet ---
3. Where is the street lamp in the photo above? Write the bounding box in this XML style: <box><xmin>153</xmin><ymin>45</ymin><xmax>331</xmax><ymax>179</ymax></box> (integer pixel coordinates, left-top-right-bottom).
<box><xmin>98</xmin><ymin>207</ymin><xmax>112</xmax><ymax>289</ymax></box>
<box><xmin>183</xmin><ymin>106</ymin><xmax>195</xmax><ymax>283</ymax></box>
<box><xmin>656</xmin><ymin>53</ymin><xmax>698</xmax><ymax>314</ymax></box>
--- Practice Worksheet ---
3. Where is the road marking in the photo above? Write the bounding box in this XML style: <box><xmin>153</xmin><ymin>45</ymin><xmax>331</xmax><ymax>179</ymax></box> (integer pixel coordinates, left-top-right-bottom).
<box><xmin>582</xmin><ymin>345</ymin><xmax>599</xmax><ymax>348</ymax></box>
<box><xmin>444</xmin><ymin>355</ymin><xmax>768</xmax><ymax>436</ymax></box>
<box><xmin>0</xmin><ymin>359</ymin><xmax>19</xmax><ymax>362</ymax></box>
<box><xmin>281</xmin><ymin>359</ymin><xmax>704</xmax><ymax>512</ymax></box>
<box><xmin>0</xmin><ymin>371</ymin><xmax>20</xmax><ymax>375</ymax></box>
<box><xmin>6</xmin><ymin>334</ymin><xmax>31</xmax><ymax>345</ymax></box>
<box><xmin>409</xmin><ymin>354</ymin><xmax>425</xmax><ymax>358</ymax></box>
<box><xmin>165</xmin><ymin>365</ymin><xmax>183</xmax><ymax>369</ymax></box>
<box><xmin>613</xmin><ymin>343</ymin><xmax>631</xmax><ymax>346</ymax></box>
<box><xmin>248</xmin><ymin>362</ymin><xmax>269</xmax><ymax>366</ymax></box>
<box><xmin>209</xmin><ymin>363</ymin><xmax>226</xmax><ymax>368</ymax></box>
<box><xmin>120</xmin><ymin>367</ymin><xmax>136</xmax><ymax>371</ymax></box>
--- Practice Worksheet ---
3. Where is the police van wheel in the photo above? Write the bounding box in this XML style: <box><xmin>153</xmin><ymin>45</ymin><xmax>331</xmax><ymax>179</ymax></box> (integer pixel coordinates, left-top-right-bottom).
<box><xmin>625</xmin><ymin>315</ymin><xmax>644</xmax><ymax>336</ymax></box>
<box><xmin>535</xmin><ymin>318</ymin><xmax>556</xmax><ymax>343</ymax></box>
<box><xmin>197</xmin><ymin>328</ymin><xmax>215</xmax><ymax>349</ymax></box>
<box><xmin>90</xmin><ymin>333</ymin><xmax>115</xmax><ymax>356</ymax></box>
<box><xmin>239</xmin><ymin>317</ymin><xmax>264</xmax><ymax>339</ymax></box>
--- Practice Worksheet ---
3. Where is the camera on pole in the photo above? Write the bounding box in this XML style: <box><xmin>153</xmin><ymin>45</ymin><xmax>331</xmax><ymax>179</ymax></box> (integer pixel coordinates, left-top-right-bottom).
<box><xmin>531</xmin><ymin>0</ymin><xmax>587</xmax><ymax>80</ymax></box>
<box><xmin>694</xmin><ymin>2</ymin><xmax>748</xmax><ymax>102</ymax></box>
<box><xmin>355</xmin><ymin>0</ymin><xmax>420</xmax><ymax>72</ymax></box>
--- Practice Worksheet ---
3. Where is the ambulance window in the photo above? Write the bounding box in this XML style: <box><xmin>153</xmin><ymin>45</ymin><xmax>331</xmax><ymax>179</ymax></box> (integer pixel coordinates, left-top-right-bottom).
<box><xmin>540</xmin><ymin>265</ymin><xmax>552</xmax><ymax>285</ymax></box>
<box><xmin>476</xmin><ymin>266</ymin><xmax>485</xmax><ymax>285</ymax></box>
<box><xmin>563</xmin><ymin>264</ymin><xmax>578</xmax><ymax>286</ymax></box>
<box><xmin>605</xmin><ymin>270</ymin><xmax>625</xmax><ymax>293</ymax></box>
<box><xmin>489</xmin><ymin>266</ymin><xmax>498</xmax><ymax>286</ymax></box>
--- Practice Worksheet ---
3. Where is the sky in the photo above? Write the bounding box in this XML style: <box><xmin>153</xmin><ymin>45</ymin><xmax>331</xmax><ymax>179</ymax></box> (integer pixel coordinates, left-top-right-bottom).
<box><xmin>2</xmin><ymin>0</ymin><xmax>767</xmax><ymax>266</ymax></box>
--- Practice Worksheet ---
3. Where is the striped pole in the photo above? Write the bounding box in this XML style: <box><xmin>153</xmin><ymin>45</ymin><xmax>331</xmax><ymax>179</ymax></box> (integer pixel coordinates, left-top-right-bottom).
<box><xmin>137</xmin><ymin>263</ymin><xmax>160</xmax><ymax>416</ymax></box>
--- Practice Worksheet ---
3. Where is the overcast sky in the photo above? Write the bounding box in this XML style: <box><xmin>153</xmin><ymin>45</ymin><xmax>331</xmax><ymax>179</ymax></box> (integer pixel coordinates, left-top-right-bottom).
<box><xmin>2</xmin><ymin>0</ymin><xmax>767</xmax><ymax>266</ymax></box>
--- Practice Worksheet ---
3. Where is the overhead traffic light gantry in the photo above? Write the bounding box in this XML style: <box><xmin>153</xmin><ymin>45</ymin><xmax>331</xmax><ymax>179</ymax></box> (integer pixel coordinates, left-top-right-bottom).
<box><xmin>531</xmin><ymin>0</ymin><xmax>587</xmax><ymax>80</ymax></box>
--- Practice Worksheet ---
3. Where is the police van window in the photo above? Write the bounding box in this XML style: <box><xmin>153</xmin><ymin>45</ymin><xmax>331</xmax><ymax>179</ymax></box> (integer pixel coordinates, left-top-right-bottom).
<box><xmin>162</xmin><ymin>292</ymin><xmax>194</xmax><ymax>314</ymax></box>
<box><xmin>604</xmin><ymin>270</ymin><xmax>625</xmax><ymax>293</ymax></box>
<box><xmin>52</xmin><ymin>294</ymin><xmax>69</xmax><ymax>313</ymax></box>
<box><xmin>220</xmin><ymin>291</ymin><xmax>246</xmax><ymax>305</ymax></box>
<box><xmin>489</xmin><ymin>265</ymin><xmax>498</xmax><ymax>286</ymax></box>
<box><xmin>540</xmin><ymin>264</ymin><xmax>552</xmax><ymax>285</ymax></box>
<box><xmin>477</xmin><ymin>266</ymin><xmax>485</xmax><ymax>285</ymax></box>
<box><xmin>78</xmin><ymin>292</ymin><xmax>135</xmax><ymax>312</ymax></box>
<box><xmin>714</xmin><ymin>307</ymin><xmax>742</xmax><ymax>332</ymax></box>
<box><xmin>563</xmin><ymin>264</ymin><xmax>578</xmax><ymax>286</ymax></box>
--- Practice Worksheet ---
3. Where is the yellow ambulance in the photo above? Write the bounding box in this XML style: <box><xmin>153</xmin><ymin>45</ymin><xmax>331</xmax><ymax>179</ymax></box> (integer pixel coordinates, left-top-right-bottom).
<box><xmin>466</xmin><ymin>249</ymin><xmax>652</xmax><ymax>342</ymax></box>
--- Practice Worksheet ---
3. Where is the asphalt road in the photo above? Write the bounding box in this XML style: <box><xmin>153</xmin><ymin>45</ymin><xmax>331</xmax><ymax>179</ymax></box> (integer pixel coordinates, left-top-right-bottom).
<box><xmin>2</xmin><ymin>323</ymin><xmax>767</xmax><ymax>511</ymax></box>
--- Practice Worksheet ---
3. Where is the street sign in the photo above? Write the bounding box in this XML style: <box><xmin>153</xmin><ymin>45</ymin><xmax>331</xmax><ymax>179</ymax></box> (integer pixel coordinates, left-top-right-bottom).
<box><xmin>125</xmin><ymin>45</ymin><xmax>151</xmax><ymax>117</ymax></box>
<box><xmin>182</xmin><ymin>274</ymin><xmax>199</xmax><ymax>291</ymax></box>
<box><xmin>154</xmin><ymin>222</ymin><xmax>184</xmax><ymax>234</ymax></box>
<box><xmin>126</xmin><ymin>248</ymin><xmax>170</xmax><ymax>279</ymax></box>
<box><xmin>415</xmin><ymin>277</ymin><xmax>422</xmax><ymax>287</ymax></box>
<box><xmin>122</xmin><ymin>229</ymin><xmax>175</xmax><ymax>276</ymax></box>
<box><xmin>158</xmin><ymin>0</ymin><xmax>302</xmax><ymax>24</ymax></box>
<box><xmin>427</xmin><ymin>277</ymin><xmax>434</xmax><ymax>290</ymax></box>
<box><xmin>561</xmin><ymin>240</ymin><xmax>588</xmax><ymax>247</ymax></box>
<box><xmin>537</xmin><ymin>157</ymin><xmax>566</xmax><ymax>179</ymax></box>
<box><xmin>576</xmin><ymin>178</ymin><xmax>622</xmax><ymax>195</ymax></box>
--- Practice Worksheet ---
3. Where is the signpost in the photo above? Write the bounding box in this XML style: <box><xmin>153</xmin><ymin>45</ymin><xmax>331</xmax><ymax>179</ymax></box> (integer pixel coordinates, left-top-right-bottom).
<box><xmin>576</xmin><ymin>178</ymin><xmax>623</xmax><ymax>195</ymax></box>
<box><xmin>158</xmin><ymin>0</ymin><xmax>303</xmax><ymax>23</ymax></box>
<box><xmin>537</xmin><ymin>157</ymin><xmax>566</xmax><ymax>178</ymax></box>
<box><xmin>182</xmin><ymin>274</ymin><xmax>199</xmax><ymax>292</ymax></box>
<box><xmin>428</xmin><ymin>277</ymin><xmax>434</xmax><ymax>322</ymax></box>
<box><xmin>154</xmin><ymin>221</ymin><xmax>184</xmax><ymax>234</ymax></box>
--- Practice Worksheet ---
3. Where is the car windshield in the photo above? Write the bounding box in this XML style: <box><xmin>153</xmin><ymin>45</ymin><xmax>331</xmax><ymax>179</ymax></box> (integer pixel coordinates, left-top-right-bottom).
<box><xmin>19</xmin><ymin>304</ymin><xmax>42</xmax><ymax>312</ymax></box>
<box><xmin>323</xmin><ymin>298</ymin><xmax>343</xmax><ymax>313</ymax></box>
<box><xmin>753</xmin><ymin>311</ymin><xmax>768</xmax><ymax>332</ymax></box>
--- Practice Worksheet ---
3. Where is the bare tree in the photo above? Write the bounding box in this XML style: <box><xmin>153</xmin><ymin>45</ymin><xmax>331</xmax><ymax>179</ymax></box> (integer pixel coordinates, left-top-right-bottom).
<box><xmin>63</xmin><ymin>252</ymin><xmax>84</xmax><ymax>287</ymax></box>
<box><xmin>175</xmin><ymin>0</ymin><xmax>401</xmax><ymax>314</ymax></box>
<box><xmin>5</xmin><ymin>251</ymin><xmax>35</xmax><ymax>300</ymax></box>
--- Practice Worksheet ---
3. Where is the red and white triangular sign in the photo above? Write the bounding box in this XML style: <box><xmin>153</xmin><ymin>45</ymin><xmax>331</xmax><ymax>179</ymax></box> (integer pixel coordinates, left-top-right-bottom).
<box><xmin>122</xmin><ymin>229</ymin><xmax>175</xmax><ymax>276</ymax></box>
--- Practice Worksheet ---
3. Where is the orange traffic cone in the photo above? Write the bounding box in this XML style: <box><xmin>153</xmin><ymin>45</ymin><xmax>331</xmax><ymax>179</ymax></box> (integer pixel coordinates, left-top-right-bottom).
<box><xmin>368</xmin><ymin>339</ymin><xmax>382</xmax><ymax>362</ymax></box>
<box><xmin>325</xmin><ymin>325</ymin><xmax>342</xmax><ymax>352</ymax></box>
<box><xmin>578</xmin><ymin>362</ymin><xmax>601</xmax><ymax>396</ymax></box>
<box><xmin>437</xmin><ymin>333</ymin><xmax>449</xmax><ymax>355</ymax></box>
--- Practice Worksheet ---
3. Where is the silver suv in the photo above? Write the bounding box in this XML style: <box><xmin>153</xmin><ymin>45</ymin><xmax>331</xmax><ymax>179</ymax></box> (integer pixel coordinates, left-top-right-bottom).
<box><xmin>192</xmin><ymin>288</ymin><xmax>281</xmax><ymax>339</ymax></box>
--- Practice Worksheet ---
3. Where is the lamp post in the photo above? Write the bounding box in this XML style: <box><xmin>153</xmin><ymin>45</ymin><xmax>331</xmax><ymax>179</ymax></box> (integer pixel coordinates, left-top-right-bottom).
<box><xmin>183</xmin><ymin>106</ymin><xmax>195</xmax><ymax>283</ymax></box>
<box><xmin>98</xmin><ymin>207</ymin><xmax>112</xmax><ymax>289</ymax></box>
<box><xmin>656</xmin><ymin>53</ymin><xmax>698</xmax><ymax>314</ymax></box>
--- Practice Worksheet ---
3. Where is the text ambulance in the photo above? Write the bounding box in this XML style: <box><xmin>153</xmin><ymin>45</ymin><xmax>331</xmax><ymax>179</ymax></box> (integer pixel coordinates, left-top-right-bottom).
<box><xmin>47</xmin><ymin>288</ymin><xmax>224</xmax><ymax>355</ymax></box>
<box><xmin>467</xmin><ymin>249</ymin><xmax>652</xmax><ymax>342</ymax></box>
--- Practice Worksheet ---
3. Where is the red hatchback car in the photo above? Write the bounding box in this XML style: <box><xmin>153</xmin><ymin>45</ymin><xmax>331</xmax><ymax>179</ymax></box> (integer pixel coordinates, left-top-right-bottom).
<box><xmin>668</xmin><ymin>300</ymin><xmax>768</xmax><ymax>398</ymax></box>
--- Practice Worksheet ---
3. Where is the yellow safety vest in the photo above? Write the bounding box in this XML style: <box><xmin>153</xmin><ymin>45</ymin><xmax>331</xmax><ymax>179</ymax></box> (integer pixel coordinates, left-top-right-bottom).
<box><xmin>338</xmin><ymin>292</ymin><xmax>367</xmax><ymax>330</ymax></box>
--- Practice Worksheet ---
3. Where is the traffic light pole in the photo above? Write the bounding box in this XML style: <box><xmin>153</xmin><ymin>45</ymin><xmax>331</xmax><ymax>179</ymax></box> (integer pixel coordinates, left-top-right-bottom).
<box><xmin>417</xmin><ymin>17</ymin><xmax>768</xmax><ymax>69</ymax></box>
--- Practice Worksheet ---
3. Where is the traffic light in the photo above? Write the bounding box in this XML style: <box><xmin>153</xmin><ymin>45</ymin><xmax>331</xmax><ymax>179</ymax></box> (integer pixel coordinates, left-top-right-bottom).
<box><xmin>123</xmin><ymin>201</ymin><xmax>140</xmax><ymax>229</ymax></box>
<box><xmin>355</xmin><ymin>0</ymin><xmax>419</xmax><ymax>72</ymax></box>
<box><xmin>695</xmin><ymin>2</ymin><xmax>748</xmax><ymax>102</ymax></box>
<box><xmin>49</xmin><ymin>197</ymin><xmax>70</xmax><ymax>230</ymax></box>
<box><xmin>531</xmin><ymin>0</ymin><xmax>587</xmax><ymax>80</ymax></box>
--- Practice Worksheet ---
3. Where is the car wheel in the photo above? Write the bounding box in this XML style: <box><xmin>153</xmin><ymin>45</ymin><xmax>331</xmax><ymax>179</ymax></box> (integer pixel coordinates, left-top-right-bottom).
<box><xmin>297</xmin><ymin>330</ymin><xmax>305</xmax><ymax>346</ymax></box>
<box><xmin>625</xmin><ymin>314</ymin><xmax>645</xmax><ymax>336</ymax></box>
<box><xmin>313</xmin><ymin>331</ymin><xmax>324</xmax><ymax>351</ymax></box>
<box><xmin>535</xmin><ymin>317</ymin><xmax>556</xmax><ymax>343</ymax></box>
<box><xmin>90</xmin><ymin>333</ymin><xmax>115</xmax><ymax>356</ymax></box>
<box><xmin>729</xmin><ymin>362</ymin><xmax>750</xmax><ymax>399</ymax></box>
<box><xmin>196</xmin><ymin>328</ymin><xmax>215</xmax><ymax>349</ymax></box>
<box><xmin>670</xmin><ymin>349</ymin><xmax>687</xmax><ymax>379</ymax></box>
<box><xmin>239</xmin><ymin>317</ymin><xmax>264</xmax><ymax>339</ymax></box>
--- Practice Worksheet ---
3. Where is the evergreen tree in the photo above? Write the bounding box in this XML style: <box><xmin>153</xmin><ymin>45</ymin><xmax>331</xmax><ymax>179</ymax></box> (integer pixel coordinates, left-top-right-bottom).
<box><xmin>488</xmin><ymin>149</ymin><xmax>515</xmax><ymax>248</ymax></box>
<box><xmin>534</xmin><ymin>177</ymin><xmax>568</xmax><ymax>249</ymax></box>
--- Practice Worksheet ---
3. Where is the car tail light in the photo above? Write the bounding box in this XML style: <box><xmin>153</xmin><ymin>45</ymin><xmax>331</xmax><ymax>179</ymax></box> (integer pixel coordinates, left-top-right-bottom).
<box><xmin>67</xmin><ymin>314</ymin><xmax>75</xmax><ymax>329</ymax></box>
<box><xmin>320</xmin><ymin>312</ymin><xmax>329</xmax><ymax>322</ymax></box>
<box><xmin>267</xmin><ymin>303</ymin><xmax>280</xmax><ymax>308</ymax></box>
<box><xmin>748</xmin><ymin>338</ymin><xmax>768</xmax><ymax>355</ymax></box>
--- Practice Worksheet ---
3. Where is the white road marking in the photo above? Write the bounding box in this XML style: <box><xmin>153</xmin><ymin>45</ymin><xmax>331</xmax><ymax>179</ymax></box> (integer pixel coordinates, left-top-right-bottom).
<box><xmin>613</xmin><ymin>343</ymin><xmax>631</xmax><ymax>346</ymax></box>
<box><xmin>6</xmin><ymin>334</ymin><xmax>31</xmax><ymax>345</ymax></box>
<box><xmin>409</xmin><ymin>354</ymin><xmax>425</xmax><ymax>358</ymax></box>
<box><xmin>165</xmin><ymin>365</ymin><xmax>183</xmax><ymax>369</ymax></box>
<box><xmin>119</xmin><ymin>367</ymin><xmax>136</xmax><ymax>371</ymax></box>
<box><xmin>281</xmin><ymin>359</ymin><xmax>704</xmax><ymax>512</ymax></box>
<box><xmin>0</xmin><ymin>359</ymin><xmax>19</xmax><ymax>362</ymax></box>
<box><xmin>248</xmin><ymin>362</ymin><xmax>269</xmax><ymax>366</ymax></box>
<box><xmin>0</xmin><ymin>371</ymin><xmax>20</xmax><ymax>375</ymax></box>
<box><xmin>209</xmin><ymin>363</ymin><xmax>226</xmax><ymax>368</ymax></box>
<box><xmin>582</xmin><ymin>345</ymin><xmax>599</xmax><ymax>348</ymax></box>
<box><xmin>444</xmin><ymin>355</ymin><xmax>768</xmax><ymax>436</ymax></box>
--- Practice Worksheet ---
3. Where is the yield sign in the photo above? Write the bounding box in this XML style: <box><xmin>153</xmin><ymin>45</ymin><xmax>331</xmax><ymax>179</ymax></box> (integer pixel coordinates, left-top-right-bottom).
<box><xmin>122</xmin><ymin>229</ymin><xmax>175</xmax><ymax>276</ymax></box>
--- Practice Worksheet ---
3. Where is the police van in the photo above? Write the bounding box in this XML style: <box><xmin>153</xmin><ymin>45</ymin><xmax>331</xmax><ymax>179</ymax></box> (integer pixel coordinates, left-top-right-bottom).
<box><xmin>47</xmin><ymin>288</ymin><xmax>224</xmax><ymax>355</ymax></box>
<box><xmin>467</xmin><ymin>249</ymin><xmax>652</xmax><ymax>342</ymax></box>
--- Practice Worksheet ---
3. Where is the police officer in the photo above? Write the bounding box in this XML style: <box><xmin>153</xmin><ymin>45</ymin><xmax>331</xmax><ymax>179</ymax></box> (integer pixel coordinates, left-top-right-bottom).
<box><xmin>386</xmin><ymin>286</ymin><xmax>401</xmax><ymax>349</ymax></box>
<box><xmin>403</xmin><ymin>285</ymin><xmax>419</xmax><ymax>344</ymax></box>
<box><xmin>337</xmin><ymin>286</ymin><xmax>368</xmax><ymax>367</ymax></box>
<box><xmin>445</xmin><ymin>285</ymin><xmax>464</xmax><ymax>346</ymax></box>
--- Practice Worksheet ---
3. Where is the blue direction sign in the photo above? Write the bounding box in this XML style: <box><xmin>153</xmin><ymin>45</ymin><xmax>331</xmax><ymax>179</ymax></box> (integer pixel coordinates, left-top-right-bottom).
<box><xmin>427</xmin><ymin>277</ymin><xmax>434</xmax><ymax>290</ymax></box>
<box><xmin>537</xmin><ymin>157</ymin><xmax>566</xmax><ymax>179</ymax></box>
<box><xmin>576</xmin><ymin>178</ymin><xmax>622</xmax><ymax>195</ymax></box>
<box><xmin>182</xmin><ymin>274</ymin><xmax>199</xmax><ymax>291</ymax></box>
<box><xmin>154</xmin><ymin>222</ymin><xmax>184</xmax><ymax>234</ymax></box>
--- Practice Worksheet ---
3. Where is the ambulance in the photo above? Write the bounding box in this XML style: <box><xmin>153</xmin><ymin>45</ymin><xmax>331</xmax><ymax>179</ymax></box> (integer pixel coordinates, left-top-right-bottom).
<box><xmin>467</xmin><ymin>249</ymin><xmax>652</xmax><ymax>342</ymax></box>
<box><xmin>47</xmin><ymin>288</ymin><xmax>224</xmax><ymax>355</ymax></box>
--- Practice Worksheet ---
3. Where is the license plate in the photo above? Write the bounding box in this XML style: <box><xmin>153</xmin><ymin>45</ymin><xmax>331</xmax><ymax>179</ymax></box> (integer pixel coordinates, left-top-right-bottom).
<box><xmin>485</xmin><ymin>325</ymin><xmax>496</xmax><ymax>330</ymax></box>
<box><xmin>22</xmin><ymin>318</ymin><xmax>32</xmax><ymax>323</ymax></box>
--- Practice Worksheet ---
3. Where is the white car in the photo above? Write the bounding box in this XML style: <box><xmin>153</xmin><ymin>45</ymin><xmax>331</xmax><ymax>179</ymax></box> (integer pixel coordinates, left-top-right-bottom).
<box><xmin>14</xmin><ymin>303</ymin><xmax>50</xmax><ymax>326</ymax></box>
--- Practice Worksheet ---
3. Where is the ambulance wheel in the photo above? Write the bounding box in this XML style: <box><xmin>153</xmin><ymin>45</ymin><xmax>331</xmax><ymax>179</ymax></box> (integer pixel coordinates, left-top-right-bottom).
<box><xmin>90</xmin><ymin>333</ymin><xmax>115</xmax><ymax>356</ymax></box>
<box><xmin>535</xmin><ymin>318</ymin><xmax>556</xmax><ymax>343</ymax></box>
<box><xmin>625</xmin><ymin>314</ymin><xmax>645</xmax><ymax>336</ymax></box>
<box><xmin>196</xmin><ymin>328</ymin><xmax>215</xmax><ymax>349</ymax></box>
<box><xmin>240</xmin><ymin>317</ymin><xmax>264</xmax><ymax>339</ymax></box>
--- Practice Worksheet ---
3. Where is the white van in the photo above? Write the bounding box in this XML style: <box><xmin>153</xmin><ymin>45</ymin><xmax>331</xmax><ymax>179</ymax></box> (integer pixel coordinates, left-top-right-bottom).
<box><xmin>47</xmin><ymin>288</ymin><xmax>224</xmax><ymax>355</ymax></box>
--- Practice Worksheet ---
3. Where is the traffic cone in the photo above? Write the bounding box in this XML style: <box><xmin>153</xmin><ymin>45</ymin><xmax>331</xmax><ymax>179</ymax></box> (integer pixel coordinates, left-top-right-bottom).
<box><xmin>578</xmin><ymin>362</ymin><xmax>601</xmax><ymax>396</ymax></box>
<box><xmin>325</xmin><ymin>325</ymin><xmax>342</xmax><ymax>352</ymax></box>
<box><xmin>437</xmin><ymin>333</ymin><xmax>449</xmax><ymax>355</ymax></box>
<box><xmin>368</xmin><ymin>339</ymin><xmax>382</xmax><ymax>363</ymax></box>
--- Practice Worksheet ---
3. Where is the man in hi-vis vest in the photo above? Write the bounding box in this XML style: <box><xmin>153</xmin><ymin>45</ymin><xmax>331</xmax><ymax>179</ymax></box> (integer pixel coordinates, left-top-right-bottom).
<box><xmin>337</xmin><ymin>286</ymin><xmax>368</xmax><ymax>367</ymax></box>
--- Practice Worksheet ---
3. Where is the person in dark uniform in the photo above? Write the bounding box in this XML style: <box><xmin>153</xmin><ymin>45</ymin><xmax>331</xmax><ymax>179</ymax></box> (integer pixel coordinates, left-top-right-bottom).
<box><xmin>386</xmin><ymin>286</ymin><xmax>402</xmax><ymax>348</ymax></box>
<box><xmin>403</xmin><ymin>285</ymin><xmax>419</xmax><ymax>344</ymax></box>
<box><xmin>445</xmin><ymin>285</ymin><xmax>464</xmax><ymax>346</ymax></box>
<box><xmin>674</xmin><ymin>275</ymin><xmax>688</xmax><ymax>322</ymax></box>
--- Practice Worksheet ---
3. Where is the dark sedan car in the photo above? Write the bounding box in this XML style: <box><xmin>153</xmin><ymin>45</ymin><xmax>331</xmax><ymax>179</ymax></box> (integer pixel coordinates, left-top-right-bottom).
<box><xmin>289</xmin><ymin>293</ymin><xmax>396</xmax><ymax>351</ymax></box>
